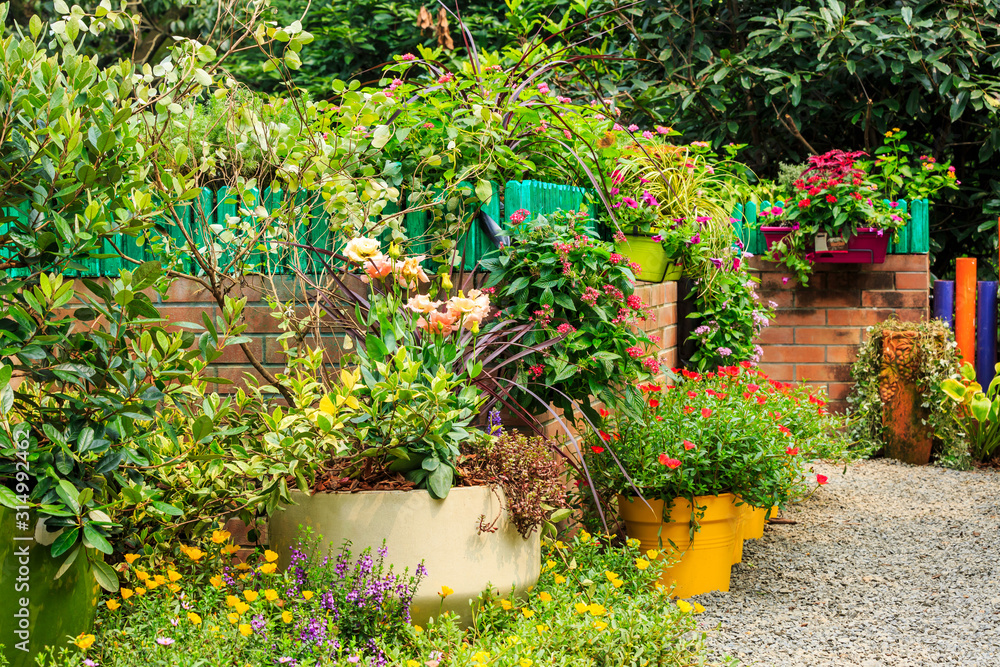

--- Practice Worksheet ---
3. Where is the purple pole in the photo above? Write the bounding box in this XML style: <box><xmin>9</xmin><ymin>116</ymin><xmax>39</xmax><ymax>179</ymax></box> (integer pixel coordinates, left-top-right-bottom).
<box><xmin>933</xmin><ymin>280</ymin><xmax>955</xmax><ymax>328</ymax></box>
<box><xmin>976</xmin><ymin>282</ymin><xmax>998</xmax><ymax>388</ymax></box>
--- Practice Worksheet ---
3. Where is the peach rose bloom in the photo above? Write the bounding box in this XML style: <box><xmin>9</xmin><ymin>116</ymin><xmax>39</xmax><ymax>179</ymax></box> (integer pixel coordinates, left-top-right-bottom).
<box><xmin>406</xmin><ymin>294</ymin><xmax>442</xmax><ymax>314</ymax></box>
<box><xmin>418</xmin><ymin>309</ymin><xmax>457</xmax><ymax>335</ymax></box>
<box><xmin>344</xmin><ymin>237</ymin><xmax>381</xmax><ymax>263</ymax></box>
<box><xmin>395</xmin><ymin>256</ymin><xmax>430</xmax><ymax>289</ymax></box>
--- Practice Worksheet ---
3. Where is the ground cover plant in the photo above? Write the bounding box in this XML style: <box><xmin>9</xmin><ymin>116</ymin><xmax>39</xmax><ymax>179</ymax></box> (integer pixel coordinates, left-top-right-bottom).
<box><xmin>26</xmin><ymin>529</ymin><xmax>718</xmax><ymax>667</ymax></box>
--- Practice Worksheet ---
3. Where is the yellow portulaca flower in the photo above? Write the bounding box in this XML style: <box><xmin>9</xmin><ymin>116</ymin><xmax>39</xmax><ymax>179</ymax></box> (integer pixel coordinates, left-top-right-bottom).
<box><xmin>439</xmin><ymin>585</ymin><xmax>454</xmax><ymax>598</ymax></box>
<box><xmin>210</xmin><ymin>576</ymin><xmax>224</xmax><ymax>589</ymax></box>
<box><xmin>574</xmin><ymin>602</ymin><xmax>589</xmax><ymax>615</ymax></box>
<box><xmin>693</xmin><ymin>602</ymin><xmax>706</xmax><ymax>614</ymax></box>
<box><xmin>259</xmin><ymin>563</ymin><xmax>277</xmax><ymax>575</ymax></box>
<box><xmin>519</xmin><ymin>659</ymin><xmax>533</xmax><ymax>667</ymax></box>
<box><xmin>188</xmin><ymin>612</ymin><xmax>202</xmax><ymax>625</ymax></box>
<box><xmin>74</xmin><ymin>633</ymin><xmax>95</xmax><ymax>650</ymax></box>
<box><xmin>604</xmin><ymin>570</ymin><xmax>619</xmax><ymax>582</ymax></box>
<box><xmin>538</xmin><ymin>591</ymin><xmax>552</xmax><ymax>602</ymax></box>
<box><xmin>124</xmin><ymin>554</ymin><xmax>140</xmax><ymax>565</ymax></box>
<box><xmin>226</xmin><ymin>595</ymin><xmax>239</xmax><ymax>608</ymax></box>
<box><xmin>227</xmin><ymin>613</ymin><xmax>239</xmax><ymax>624</ymax></box>
<box><xmin>634</xmin><ymin>558</ymin><xmax>650</xmax><ymax>570</ymax></box>
<box><xmin>554</xmin><ymin>540</ymin><xmax>567</xmax><ymax>549</ymax></box>
<box><xmin>168</xmin><ymin>583</ymin><xmax>181</xmax><ymax>593</ymax></box>
<box><xmin>222</xmin><ymin>544</ymin><xmax>240</xmax><ymax>555</ymax></box>
<box><xmin>234</xmin><ymin>601</ymin><xmax>250</xmax><ymax>615</ymax></box>
<box><xmin>238</xmin><ymin>624</ymin><xmax>252</xmax><ymax>637</ymax></box>
<box><xmin>264</xmin><ymin>550</ymin><xmax>279</xmax><ymax>563</ymax></box>
<box><xmin>535</xmin><ymin>623</ymin><xmax>548</xmax><ymax>634</ymax></box>
<box><xmin>302</xmin><ymin>591</ymin><xmax>314</xmax><ymax>600</ymax></box>
<box><xmin>500</xmin><ymin>599</ymin><xmax>513</xmax><ymax>611</ymax></box>
<box><xmin>120</xmin><ymin>588</ymin><xmax>133</xmax><ymax>600</ymax></box>
<box><xmin>646</xmin><ymin>549</ymin><xmax>659</xmax><ymax>560</ymax></box>
<box><xmin>282</xmin><ymin>611</ymin><xmax>293</xmax><ymax>623</ymax></box>
<box><xmin>243</xmin><ymin>590</ymin><xmax>259</xmax><ymax>603</ymax></box>
<box><xmin>106</xmin><ymin>599</ymin><xmax>120</xmax><ymax>610</ymax></box>
<box><xmin>626</xmin><ymin>538</ymin><xmax>640</xmax><ymax>548</ymax></box>
<box><xmin>413</xmin><ymin>625</ymin><xmax>423</xmax><ymax>634</ymax></box>
<box><xmin>135</xmin><ymin>587</ymin><xmax>146</xmax><ymax>596</ymax></box>
<box><xmin>407</xmin><ymin>661</ymin><xmax>421</xmax><ymax>667</ymax></box>
<box><xmin>264</xmin><ymin>589</ymin><xmax>279</xmax><ymax>602</ymax></box>
<box><xmin>587</xmin><ymin>603</ymin><xmax>606</xmax><ymax>616</ymax></box>
<box><xmin>545</xmin><ymin>559</ymin><xmax>556</xmax><ymax>571</ymax></box>
<box><xmin>135</xmin><ymin>570</ymin><xmax>150</xmax><ymax>581</ymax></box>
<box><xmin>554</xmin><ymin>574</ymin><xmax>566</xmax><ymax>584</ymax></box>
<box><xmin>677</xmin><ymin>599</ymin><xmax>693</xmax><ymax>613</ymax></box>
<box><xmin>167</xmin><ymin>570</ymin><xmax>182</xmax><ymax>583</ymax></box>
<box><xmin>211</xmin><ymin>529</ymin><xmax>232</xmax><ymax>544</ymax></box>
<box><xmin>578</xmin><ymin>529</ymin><xmax>591</xmax><ymax>542</ymax></box>
<box><xmin>612</xmin><ymin>579</ymin><xmax>623</xmax><ymax>589</ymax></box>
<box><xmin>521</xmin><ymin>608</ymin><xmax>535</xmax><ymax>618</ymax></box>
<box><xmin>180</xmin><ymin>545</ymin><xmax>205</xmax><ymax>561</ymax></box>
<box><xmin>593</xmin><ymin>620</ymin><xmax>608</xmax><ymax>631</ymax></box>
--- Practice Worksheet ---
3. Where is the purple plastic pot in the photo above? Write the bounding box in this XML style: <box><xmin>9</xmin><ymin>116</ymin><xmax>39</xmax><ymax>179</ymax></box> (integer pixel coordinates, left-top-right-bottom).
<box><xmin>761</xmin><ymin>226</ymin><xmax>889</xmax><ymax>264</ymax></box>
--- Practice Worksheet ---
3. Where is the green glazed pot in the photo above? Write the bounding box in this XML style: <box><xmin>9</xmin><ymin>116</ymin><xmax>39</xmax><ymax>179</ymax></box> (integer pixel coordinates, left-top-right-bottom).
<box><xmin>0</xmin><ymin>508</ymin><xmax>101</xmax><ymax>667</ymax></box>
<box><xmin>614</xmin><ymin>234</ymin><xmax>682</xmax><ymax>282</ymax></box>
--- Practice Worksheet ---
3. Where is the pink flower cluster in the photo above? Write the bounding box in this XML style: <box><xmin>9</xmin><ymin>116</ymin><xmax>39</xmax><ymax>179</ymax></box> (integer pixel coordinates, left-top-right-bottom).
<box><xmin>581</xmin><ymin>286</ymin><xmax>601</xmax><ymax>306</ymax></box>
<box><xmin>509</xmin><ymin>208</ymin><xmax>531</xmax><ymax>224</ymax></box>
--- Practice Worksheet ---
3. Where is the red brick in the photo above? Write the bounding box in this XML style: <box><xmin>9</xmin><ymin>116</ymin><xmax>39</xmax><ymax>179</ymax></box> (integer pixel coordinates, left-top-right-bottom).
<box><xmin>795</xmin><ymin>327</ymin><xmax>862</xmax><ymax>345</ymax></box>
<box><xmin>895</xmin><ymin>308</ymin><xmax>927</xmax><ymax>322</ymax></box>
<box><xmin>826</xmin><ymin>345</ymin><xmax>860</xmax><ymax>364</ymax></box>
<box><xmin>758</xmin><ymin>288</ymin><xmax>795</xmax><ymax>308</ymax></box>
<box><xmin>764</xmin><ymin>345</ymin><xmax>825</xmax><ymax>363</ymax></box>
<box><xmin>216</xmin><ymin>336</ymin><xmax>264</xmax><ymax>364</ymax></box>
<box><xmin>757</xmin><ymin>362</ymin><xmax>794</xmax><ymax>381</ymax></box>
<box><xmin>158</xmin><ymin>305</ymin><xmax>216</xmax><ymax>332</ymax></box>
<box><xmin>794</xmin><ymin>363</ymin><xmax>853</xmax><ymax>382</ymax></box>
<box><xmin>871</xmin><ymin>254</ymin><xmax>929</xmax><ymax>272</ymax></box>
<box><xmin>895</xmin><ymin>272</ymin><xmax>929</xmax><ymax>291</ymax></box>
<box><xmin>826</xmin><ymin>309</ymin><xmax>897</xmax><ymax>327</ymax></box>
<box><xmin>163</xmin><ymin>277</ymin><xmax>215</xmax><ymax>303</ymax></box>
<box><xmin>757</xmin><ymin>273</ymin><xmax>802</xmax><ymax>290</ymax></box>
<box><xmin>664</xmin><ymin>281</ymin><xmax>678</xmax><ymax>302</ymax></box>
<box><xmin>861</xmin><ymin>291</ymin><xmax>927</xmax><ymax>308</ymax></box>
<box><xmin>773</xmin><ymin>309</ymin><xmax>826</xmax><ymax>326</ymax></box>
<box><xmin>242</xmin><ymin>305</ymin><xmax>286</xmax><ymax>333</ymax></box>
<box><xmin>758</xmin><ymin>327</ymin><xmax>794</xmax><ymax>344</ymax></box>
<box><xmin>826</xmin><ymin>382</ymin><xmax>855</xmax><ymax>401</ymax></box>
<box><xmin>215</xmin><ymin>365</ymin><xmax>272</xmax><ymax>388</ymax></box>
<box><xmin>795</xmin><ymin>290</ymin><xmax>861</xmax><ymax>308</ymax></box>
<box><xmin>826</xmin><ymin>272</ymin><xmax>894</xmax><ymax>291</ymax></box>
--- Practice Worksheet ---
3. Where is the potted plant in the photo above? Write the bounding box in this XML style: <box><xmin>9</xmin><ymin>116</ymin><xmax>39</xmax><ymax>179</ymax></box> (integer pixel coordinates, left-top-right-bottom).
<box><xmin>582</xmin><ymin>363</ymin><xmax>839</xmax><ymax>596</ymax></box>
<box><xmin>759</xmin><ymin>150</ymin><xmax>908</xmax><ymax>285</ymax></box>
<box><xmin>940</xmin><ymin>362</ymin><xmax>1000</xmax><ymax>464</ymax></box>
<box><xmin>267</xmin><ymin>239</ymin><xmax>566</xmax><ymax>625</ymax></box>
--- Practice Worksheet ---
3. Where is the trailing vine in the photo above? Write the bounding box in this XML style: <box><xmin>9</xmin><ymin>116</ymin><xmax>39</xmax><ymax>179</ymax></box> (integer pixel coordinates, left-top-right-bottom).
<box><xmin>847</xmin><ymin>317</ymin><xmax>969</xmax><ymax>469</ymax></box>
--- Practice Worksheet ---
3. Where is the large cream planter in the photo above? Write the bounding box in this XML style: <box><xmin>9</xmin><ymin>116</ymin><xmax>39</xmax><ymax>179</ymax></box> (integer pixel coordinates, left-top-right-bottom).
<box><xmin>268</xmin><ymin>486</ymin><xmax>540</xmax><ymax>626</ymax></box>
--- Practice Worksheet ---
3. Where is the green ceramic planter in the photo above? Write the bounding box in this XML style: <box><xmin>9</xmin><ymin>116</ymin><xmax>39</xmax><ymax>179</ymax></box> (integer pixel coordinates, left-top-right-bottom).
<box><xmin>0</xmin><ymin>509</ymin><xmax>101</xmax><ymax>667</ymax></box>
<box><xmin>614</xmin><ymin>234</ymin><xmax>682</xmax><ymax>282</ymax></box>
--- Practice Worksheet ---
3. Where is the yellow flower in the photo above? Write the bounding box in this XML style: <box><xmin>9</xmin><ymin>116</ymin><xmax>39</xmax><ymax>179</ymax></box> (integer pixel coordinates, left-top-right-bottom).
<box><xmin>302</xmin><ymin>591</ymin><xmax>314</xmax><ymax>600</ymax></box>
<box><xmin>472</xmin><ymin>651</ymin><xmax>490</xmax><ymax>663</ymax></box>
<box><xmin>593</xmin><ymin>620</ymin><xmax>608</xmax><ymax>631</ymax></box>
<box><xmin>210</xmin><ymin>576</ymin><xmax>224</xmax><ymax>589</ymax></box>
<box><xmin>554</xmin><ymin>540</ymin><xmax>567</xmax><ymax>549</ymax></box>
<box><xmin>521</xmin><ymin>608</ymin><xmax>535</xmax><ymax>618</ymax></box>
<box><xmin>226</xmin><ymin>595</ymin><xmax>239</xmax><ymax>608</ymax></box>
<box><xmin>74</xmin><ymin>633</ymin><xmax>95</xmax><ymax>650</ymax></box>
<box><xmin>545</xmin><ymin>559</ymin><xmax>556</xmax><ymax>571</ymax></box>
<box><xmin>234</xmin><ymin>562</ymin><xmax>251</xmax><ymax>571</ymax></box>
<box><xmin>439</xmin><ymin>585</ymin><xmax>454</xmax><ymax>598</ymax></box>
<box><xmin>106</xmin><ymin>599</ymin><xmax>120</xmax><ymax>610</ymax></box>
<box><xmin>238</xmin><ymin>573</ymin><xmax>248</xmax><ymax>581</ymax></box>
<box><xmin>120</xmin><ymin>588</ymin><xmax>133</xmax><ymax>600</ymax></box>
<box><xmin>282</xmin><ymin>611</ymin><xmax>293</xmax><ymax>623</ymax></box>
<box><xmin>579</xmin><ymin>529</ymin><xmax>591</xmax><ymax>542</ymax></box>
<box><xmin>554</xmin><ymin>574</ymin><xmax>566</xmax><ymax>584</ymax></box>
<box><xmin>181</xmin><ymin>546</ymin><xmax>206</xmax><ymax>561</ymax></box>
<box><xmin>264</xmin><ymin>550</ymin><xmax>279</xmax><ymax>563</ymax></box>
<box><xmin>413</xmin><ymin>625</ymin><xmax>423</xmax><ymax>634</ymax></box>
<box><xmin>612</xmin><ymin>579</ymin><xmax>623</xmax><ymax>589</ymax></box>
<box><xmin>604</xmin><ymin>570</ymin><xmax>619</xmax><ymax>582</ymax></box>
<box><xmin>263</xmin><ymin>589</ymin><xmax>279</xmax><ymax>602</ymax></box>
<box><xmin>167</xmin><ymin>570</ymin><xmax>182</xmax><ymax>583</ymax></box>
<box><xmin>234</xmin><ymin>601</ymin><xmax>250</xmax><ymax>615</ymax></box>
<box><xmin>222</xmin><ymin>544</ymin><xmax>240</xmax><ymax>555</ymax></box>
<box><xmin>635</xmin><ymin>558</ymin><xmax>650</xmax><ymax>570</ymax></box>
<box><xmin>693</xmin><ymin>602</ymin><xmax>706</xmax><ymax>614</ymax></box>
<box><xmin>146</xmin><ymin>580</ymin><xmax>160</xmax><ymax>590</ymax></box>
<box><xmin>135</xmin><ymin>570</ymin><xmax>150</xmax><ymax>581</ymax></box>
<box><xmin>506</xmin><ymin>636</ymin><xmax>521</xmax><ymax>646</ymax></box>
<box><xmin>646</xmin><ymin>549</ymin><xmax>659</xmax><ymax>560</ymax></box>
<box><xmin>500</xmin><ymin>599</ymin><xmax>513</xmax><ymax>611</ymax></box>
<box><xmin>188</xmin><ymin>612</ymin><xmax>202</xmax><ymax>625</ymax></box>
<box><xmin>538</xmin><ymin>591</ymin><xmax>552</xmax><ymax>602</ymax></box>
<box><xmin>227</xmin><ymin>613</ymin><xmax>239</xmax><ymax>624</ymax></box>
<box><xmin>519</xmin><ymin>660</ymin><xmax>533</xmax><ymax>667</ymax></box>
<box><xmin>238</xmin><ymin>624</ymin><xmax>252</xmax><ymax>637</ymax></box>
<box><xmin>893</xmin><ymin>127</ymin><xmax>901</xmax><ymax>132</ymax></box>
<box><xmin>626</xmin><ymin>538</ymin><xmax>640</xmax><ymax>548</ymax></box>
<box><xmin>587</xmin><ymin>603</ymin><xmax>606</xmax><ymax>616</ymax></box>
<box><xmin>407</xmin><ymin>662</ymin><xmax>421</xmax><ymax>667</ymax></box>
<box><xmin>677</xmin><ymin>599</ymin><xmax>693</xmax><ymax>613</ymax></box>
<box><xmin>167</xmin><ymin>584</ymin><xmax>180</xmax><ymax>593</ymax></box>
<box><xmin>124</xmin><ymin>554</ymin><xmax>140</xmax><ymax>565</ymax></box>
<box><xmin>211</xmin><ymin>529</ymin><xmax>232</xmax><ymax>544</ymax></box>
<box><xmin>244</xmin><ymin>590</ymin><xmax>259</xmax><ymax>602</ymax></box>
<box><xmin>258</xmin><ymin>563</ymin><xmax>277</xmax><ymax>575</ymax></box>
<box><xmin>535</xmin><ymin>624</ymin><xmax>549</xmax><ymax>634</ymax></box>
<box><xmin>885</xmin><ymin>130</ymin><xmax>894</xmax><ymax>138</ymax></box>
<box><xmin>135</xmin><ymin>587</ymin><xmax>146</xmax><ymax>596</ymax></box>
<box><xmin>574</xmin><ymin>602</ymin><xmax>589</xmax><ymax>615</ymax></box>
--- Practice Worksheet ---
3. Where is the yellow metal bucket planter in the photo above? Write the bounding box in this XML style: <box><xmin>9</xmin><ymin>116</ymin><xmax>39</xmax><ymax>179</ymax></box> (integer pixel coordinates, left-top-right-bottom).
<box><xmin>613</xmin><ymin>234</ymin><xmax>682</xmax><ymax>283</ymax></box>
<box><xmin>618</xmin><ymin>494</ymin><xmax>738</xmax><ymax>597</ymax></box>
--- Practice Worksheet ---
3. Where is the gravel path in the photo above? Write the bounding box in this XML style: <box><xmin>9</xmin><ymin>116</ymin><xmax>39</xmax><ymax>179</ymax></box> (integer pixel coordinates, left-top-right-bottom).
<box><xmin>693</xmin><ymin>459</ymin><xmax>1000</xmax><ymax>666</ymax></box>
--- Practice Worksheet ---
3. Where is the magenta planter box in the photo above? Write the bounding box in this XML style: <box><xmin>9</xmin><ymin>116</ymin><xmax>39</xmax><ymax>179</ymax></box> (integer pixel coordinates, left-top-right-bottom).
<box><xmin>761</xmin><ymin>226</ymin><xmax>889</xmax><ymax>264</ymax></box>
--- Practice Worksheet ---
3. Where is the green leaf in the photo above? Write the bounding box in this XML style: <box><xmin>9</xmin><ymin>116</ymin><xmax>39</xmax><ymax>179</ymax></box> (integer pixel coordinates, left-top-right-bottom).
<box><xmin>371</xmin><ymin>125</ymin><xmax>392</xmax><ymax>149</ymax></box>
<box><xmin>54</xmin><ymin>545</ymin><xmax>81</xmax><ymax>580</ymax></box>
<box><xmin>83</xmin><ymin>523</ymin><xmax>113</xmax><ymax>555</ymax></box>
<box><xmin>0</xmin><ymin>486</ymin><xmax>20</xmax><ymax>509</ymax></box>
<box><xmin>91</xmin><ymin>557</ymin><xmax>120</xmax><ymax>592</ymax></box>
<box><xmin>50</xmin><ymin>528</ymin><xmax>79</xmax><ymax>558</ymax></box>
<box><xmin>426</xmin><ymin>465</ymin><xmax>453</xmax><ymax>499</ymax></box>
<box><xmin>475</xmin><ymin>179</ymin><xmax>493</xmax><ymax>204</ymax></box>
<box><xmin>151</xmin><ymin>501</ymin><xmax>184</xmax><ymax>516</ymax></box>
<box><xmin>56</xmin><ymin>480</ymin><xmax>80</xmax><ymax>515</ymax></box>
<box><xmin>972</xmin><ymin>395</ymin><xmax>991</xmax><ymax>422</ymax></box>
<box><xmin>941</xmin><ymin>378</ymin><xmax>967</xmax><ymax>401</ymax></box>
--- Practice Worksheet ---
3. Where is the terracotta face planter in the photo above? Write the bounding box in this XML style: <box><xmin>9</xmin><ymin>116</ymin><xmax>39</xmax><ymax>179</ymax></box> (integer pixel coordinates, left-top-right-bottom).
<box><xmin>618</xmin><ymin>494</ymin><xmax>738</xmax><ymax>598</ymax></box>
<box><xmin>268</xmin><ymin>486</ymin><xmax>540</xmax><ymax>626</ymax></box>
<box><xmin>879</xmin><ymin>330</ymin><xmax>933</xmax><ymax>464</ymax></box>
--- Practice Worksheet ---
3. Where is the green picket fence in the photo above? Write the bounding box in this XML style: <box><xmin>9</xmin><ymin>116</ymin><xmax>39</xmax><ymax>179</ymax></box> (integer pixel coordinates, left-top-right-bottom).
<box><xmin>2</xmin><ymin>184</ymin><xmax>928</xmax><ymax>278</ymax></box>
<box><xmin>731</xmin><ymin>198</ymin><xmax>930</xmax><ymax>256</ymax></box>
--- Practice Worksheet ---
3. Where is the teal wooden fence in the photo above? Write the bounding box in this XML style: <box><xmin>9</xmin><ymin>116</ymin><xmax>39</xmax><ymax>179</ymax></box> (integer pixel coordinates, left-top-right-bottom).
<box><xmin>2</xmin><ymin>184</ymin><xmax>929</xmax><ymax>278</ymax></box>
<box><xmin>731</xmin><ymin>198</ymin><xmax>931</xmax><ymax>256</ymax></box>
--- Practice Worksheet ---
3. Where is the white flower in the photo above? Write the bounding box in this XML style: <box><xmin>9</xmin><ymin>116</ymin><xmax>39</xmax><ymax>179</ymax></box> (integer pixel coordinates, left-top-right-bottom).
<box><xmin>344</xmin><ymin>237</ymin><xmax>381</xmax><ymax>263</ymax></box>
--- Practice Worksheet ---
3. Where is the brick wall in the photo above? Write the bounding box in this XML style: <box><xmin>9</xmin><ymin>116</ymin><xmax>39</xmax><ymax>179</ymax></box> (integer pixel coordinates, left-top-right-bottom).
<box><xmin>751</xmin><ymin>254</ymin><xmax>930</xmax><ymax>412</ymax></box>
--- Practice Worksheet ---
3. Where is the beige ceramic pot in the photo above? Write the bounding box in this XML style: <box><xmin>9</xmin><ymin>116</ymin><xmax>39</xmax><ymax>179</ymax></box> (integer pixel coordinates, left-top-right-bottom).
<box><xmin>268</xmin><ymin>486</ymin><xmax>540</xmax><ymax>626</ymax></box>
